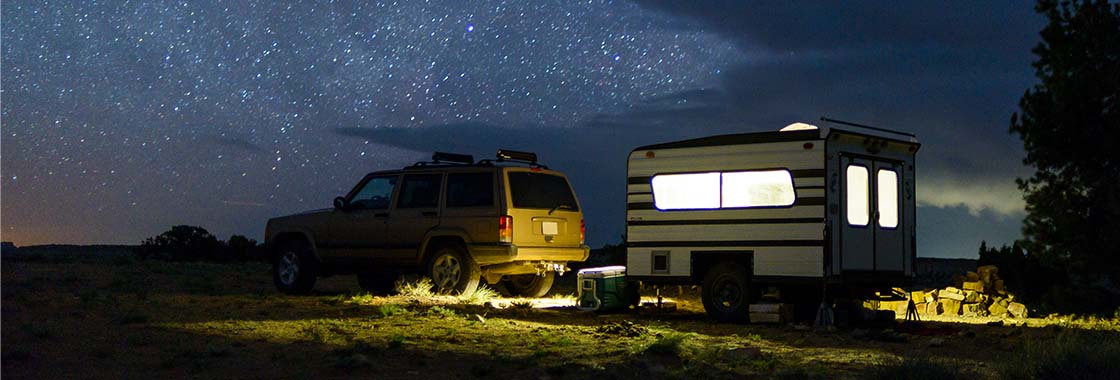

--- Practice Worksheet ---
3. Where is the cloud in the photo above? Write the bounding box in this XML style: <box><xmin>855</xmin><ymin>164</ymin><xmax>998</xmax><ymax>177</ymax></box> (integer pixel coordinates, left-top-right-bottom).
<box><xmin>918</xmin><ymin>175</ymin><xmax>1026</xmax><ymax>218</ymax></box>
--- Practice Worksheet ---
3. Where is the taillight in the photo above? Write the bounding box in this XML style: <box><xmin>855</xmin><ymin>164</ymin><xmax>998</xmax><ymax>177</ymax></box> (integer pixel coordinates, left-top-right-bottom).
<box><xmin>499</xmin><ymin>215</ymin><xmax>513</xmax><ymax>243</ymax></box>
<box><xmin>580</xmin><ymin>219</ymin><xmax>585</xmax><ymax>245</ymax></box>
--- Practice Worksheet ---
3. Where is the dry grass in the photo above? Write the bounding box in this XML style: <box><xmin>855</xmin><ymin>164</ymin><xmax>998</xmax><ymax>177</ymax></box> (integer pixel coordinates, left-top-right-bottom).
<box><xmin>2</xmin><ymin>253</ymin><xmax>1118</xmax><ymax>380</ymax></box>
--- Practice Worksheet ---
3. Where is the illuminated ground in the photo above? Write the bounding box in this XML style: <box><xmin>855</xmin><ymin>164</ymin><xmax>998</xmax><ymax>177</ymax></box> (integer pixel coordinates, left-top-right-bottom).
<box><xmin>2</xmin><ymin>254</ymin><xmax>1117</xmax><ymax>379</ymax></box>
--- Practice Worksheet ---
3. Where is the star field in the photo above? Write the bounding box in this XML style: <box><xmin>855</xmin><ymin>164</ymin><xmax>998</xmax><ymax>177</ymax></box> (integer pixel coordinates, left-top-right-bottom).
<box><xmin>2</xmin><ymin>0</ymin><xmax>743</xmax><ymax>244</ymax></box>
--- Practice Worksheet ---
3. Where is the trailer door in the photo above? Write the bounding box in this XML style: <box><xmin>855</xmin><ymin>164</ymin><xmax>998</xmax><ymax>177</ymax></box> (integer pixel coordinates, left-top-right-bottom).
<box><xmin>872</xmin><ymin>162</ymin><xmax>905</xmax><ymax>271</ymax></box>
<box><xmin>841</xmin><ymin>158</ymin><xmax>874</xmax><ymax>270</ymax></box>
<box><xmin>840</xmin><ymin>157</ymin><xmax>906</xmax><ymax>272</ymax></box>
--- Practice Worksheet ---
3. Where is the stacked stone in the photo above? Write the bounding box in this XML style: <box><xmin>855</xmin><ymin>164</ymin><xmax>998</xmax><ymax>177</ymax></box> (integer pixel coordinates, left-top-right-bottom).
<box><xmin>876</xmin><ymin>265</ymin><xmax>1028</xmax><ymax>319</ymax></box>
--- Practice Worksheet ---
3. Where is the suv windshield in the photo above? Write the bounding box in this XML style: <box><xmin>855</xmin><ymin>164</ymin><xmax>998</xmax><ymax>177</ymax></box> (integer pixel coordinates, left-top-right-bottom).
<box><xmin>507</xmin><ymin>172</ymin><xmax>579</xmax><ymax>211</ymax></box>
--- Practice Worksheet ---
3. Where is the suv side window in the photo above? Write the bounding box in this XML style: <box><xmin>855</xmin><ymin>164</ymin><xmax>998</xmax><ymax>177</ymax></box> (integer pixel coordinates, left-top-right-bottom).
<box><xmin>446</xmin><ymin>172</ymin><xmax>494</xmax><ymax>208</ymax></box>
<box><xmin>351</xmin><ymin>176</ymin><xmax>397</xmax><ymax>210</ymax></box>
<box><xmin>398</xmin><ymin>174</ymin><xmax>443</xmax><ymax>208</ymax></box>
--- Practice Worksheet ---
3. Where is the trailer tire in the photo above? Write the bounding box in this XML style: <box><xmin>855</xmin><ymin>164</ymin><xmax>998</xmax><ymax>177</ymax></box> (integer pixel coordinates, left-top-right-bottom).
<box><xmin>701</xmin><ymin>262</ymin><xmax>754</xmax><ymax>323</ymax></box>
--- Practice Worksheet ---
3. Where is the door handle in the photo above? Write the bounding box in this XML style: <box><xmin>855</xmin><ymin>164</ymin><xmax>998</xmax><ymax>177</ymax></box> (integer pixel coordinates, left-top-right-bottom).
<box><xmin>422</xmin><ymin>211</ymin><xmax>438</xmax><ymax>217</ymax></box>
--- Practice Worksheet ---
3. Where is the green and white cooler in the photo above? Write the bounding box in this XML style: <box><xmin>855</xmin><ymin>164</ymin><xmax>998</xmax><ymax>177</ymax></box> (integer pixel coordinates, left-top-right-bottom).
<box><xmin>576</xmin><ymin>266</ymin><xmax>637</xmax><ymax>312</ymax></box>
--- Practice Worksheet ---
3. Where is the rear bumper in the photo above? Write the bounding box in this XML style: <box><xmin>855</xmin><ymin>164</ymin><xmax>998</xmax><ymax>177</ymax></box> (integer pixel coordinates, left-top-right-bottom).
<box><xmin>469</xmin><ymin>243</ymin><xmax>590</xmax><ymax>265</ymax></box>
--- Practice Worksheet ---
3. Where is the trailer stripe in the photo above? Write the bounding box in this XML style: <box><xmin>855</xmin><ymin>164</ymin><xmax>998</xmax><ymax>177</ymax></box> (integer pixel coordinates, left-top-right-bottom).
<box><xmin>628</xmin><ymin>240</ymin><xmax>825</xmax><ymax>248</ymax></box>
<box><xmin>627</xmin><ymin>217</ymin><xmax>824</xmax><ymax>226</ymax></box>
<box><xmin>626</xmin><ymin>169</ymin><xmax>824</xmax><ymax>186</ymax></box>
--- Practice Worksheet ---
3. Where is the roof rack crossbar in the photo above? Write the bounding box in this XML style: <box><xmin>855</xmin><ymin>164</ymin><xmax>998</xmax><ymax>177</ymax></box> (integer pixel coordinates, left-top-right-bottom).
<box><xmin>820</xmin><ymin>117</ymin><xmax>916</xmax><ymax>138</ymax></box>
<box><xmin>432</xmin><ymin>152</ymin><xmax>475</xmax><ymax>164</ymax></box>
<box><xmin>496</xmin><ymin>149</ymin><xmax>537</xmax><ymax>163</ymax></box>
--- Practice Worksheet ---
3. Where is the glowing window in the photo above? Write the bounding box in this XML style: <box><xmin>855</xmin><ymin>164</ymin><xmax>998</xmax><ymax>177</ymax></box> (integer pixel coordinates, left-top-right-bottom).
<box><xmin>721</xmin><ymin>170</ymin><xmax>796</xmax><ymax>207</ymax></box>
<box><xmin>651</xmin><ymin>170</ymin><xmax>796</xmax><ymax>210</ymax></box>
<box><xmin>846</xmin><ymin>165</ymin><xmax>869</xmax><ymax>226</ymax></box>
<box><xmin>877</xmin><ymin>169</ymin><xmax>899</xmax><ymax>228</ymax></box>
<box><xmin>651</xmin><ymin>172</ymin><xmax>721</xmax><ymax>210</ymax></box>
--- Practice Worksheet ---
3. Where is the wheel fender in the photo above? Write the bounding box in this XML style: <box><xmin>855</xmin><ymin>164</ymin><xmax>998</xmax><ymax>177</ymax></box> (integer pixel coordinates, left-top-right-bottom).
<box><xmin>269</xmin><ymin>228</ymin><xmax>322</xmax><ymax>262</ymax></box>
<box><xmin>419</xmin><ymin>228</ymin><xmax>473</xmax><ymax>264</ymax></box>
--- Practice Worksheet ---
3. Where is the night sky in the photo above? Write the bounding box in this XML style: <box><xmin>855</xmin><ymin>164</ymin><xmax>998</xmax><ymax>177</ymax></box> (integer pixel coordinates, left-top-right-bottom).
<box><xmin>2</xmin><ymin>1</ymin><xmax>1043</xmax><ymax>258</ymax></box>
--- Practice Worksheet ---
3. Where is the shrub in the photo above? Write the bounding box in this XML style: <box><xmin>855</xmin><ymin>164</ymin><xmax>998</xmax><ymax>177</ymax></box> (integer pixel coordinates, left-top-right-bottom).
<box><xmin>457</xmin><ymin>285</ymin><xmax>499</xmax><ymax>305</ymax></box>
<box><xmin>645</xmin><ymin>331</ymin><xmax>691</xmax><ymax>356</ymax></box>
<box><xmin>378</xmin><ymin>304</ymin><xmax>407</xmax><ymax>317</ymax></box>
<box><xmin>395</xmin><ymin>278</ymin><xmax>435</xmax><ymax>298</ymax></box>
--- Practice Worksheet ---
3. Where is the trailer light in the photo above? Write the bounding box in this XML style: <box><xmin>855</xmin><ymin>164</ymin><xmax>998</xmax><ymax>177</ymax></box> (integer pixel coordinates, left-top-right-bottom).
<box><xmin>803</xmin><ymin>142</ymin><xmax>814</xmax><ymax>150</ymax></box>
<box><xmin>499</xmin><ymin>215</ymin><xmax>513</xmax><ymax>243</ymax></box>
<box><xmin>645</xmin><ymin>151</ymin><xmax>655</xmax><ymax>158</ymax></box>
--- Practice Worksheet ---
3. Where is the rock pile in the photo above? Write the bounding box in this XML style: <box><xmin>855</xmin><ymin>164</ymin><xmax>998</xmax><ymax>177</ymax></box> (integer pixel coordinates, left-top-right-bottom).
<box><xmin>872</xmin><ymin>265</ymin><xmax>1029</xmax><ymax>319</ymax></box>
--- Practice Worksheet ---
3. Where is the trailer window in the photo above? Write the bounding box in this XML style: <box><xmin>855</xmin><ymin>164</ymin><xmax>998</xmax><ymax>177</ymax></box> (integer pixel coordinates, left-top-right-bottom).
<box><xmin>651</xmin><ymin>170</ymin><xmax>795</xmax><ymax>210</ymax></box>
<box><xmin>651</xmin><ymin>172</ymin><xmax>721</xmax><ymax>210</ymax></box>
<box><xmin>846</xmin><ymin>165</ymin><xmax>869</xmax><ymax>226</ymax></box>
<box><xmin>877</xmin><ymin>169</ymin><xmax>898</xmax><ymax>228</ymax></box>
<box><xmin>722</xmin><ymin>170</ymin><xmax>796</xmax><ymax>207</ymax></box>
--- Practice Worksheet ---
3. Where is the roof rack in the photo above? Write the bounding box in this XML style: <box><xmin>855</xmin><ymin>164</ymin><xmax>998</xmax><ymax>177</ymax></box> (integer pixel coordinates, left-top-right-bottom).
<box><xmin>408</xmin><ymin>151</ymin><xmax>481</xmax><ymax>169</ymax></box>
<box><xmin>491</xmin><ymin>149</ymin><xmax>547</xmax><ymax>169</ymax></box>
<box><xmin>432</xmin><ymin>152</ymin><xmax>474</xmax><ymax>164</ymax></box>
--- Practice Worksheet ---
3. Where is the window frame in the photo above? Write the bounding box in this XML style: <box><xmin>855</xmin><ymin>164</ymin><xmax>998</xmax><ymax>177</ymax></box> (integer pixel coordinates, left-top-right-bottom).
<box><xmin>649</xmin><ymin>168</ymin><xmax>799</xmax><ymax>211</ymax></box>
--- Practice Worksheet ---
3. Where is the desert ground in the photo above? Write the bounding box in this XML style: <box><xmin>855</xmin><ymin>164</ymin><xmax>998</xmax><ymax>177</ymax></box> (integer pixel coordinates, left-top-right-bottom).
<box><xmin>2</xmin><ymin>250</ymin><xmax>1118</xmax><ymax>380</ymax></box>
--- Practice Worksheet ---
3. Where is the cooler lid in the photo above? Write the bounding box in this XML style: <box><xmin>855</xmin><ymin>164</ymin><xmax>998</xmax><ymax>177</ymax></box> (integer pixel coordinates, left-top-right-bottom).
<box><xmin>577</xmin><ymin>265</ymin><xmax>627</xmax><ymax>277</ymax></box>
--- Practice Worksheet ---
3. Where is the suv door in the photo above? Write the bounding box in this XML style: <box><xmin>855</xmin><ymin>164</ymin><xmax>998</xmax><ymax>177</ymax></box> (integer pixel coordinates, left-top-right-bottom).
<box><xmin>327</xmin><ymin>175</ymin><xmax>397</xmax><ymax>259</ymax></box>
<box><xmin>387</xmin><ymin>173</ymin><xmax>444</xmax><ymax>259</ymax></box>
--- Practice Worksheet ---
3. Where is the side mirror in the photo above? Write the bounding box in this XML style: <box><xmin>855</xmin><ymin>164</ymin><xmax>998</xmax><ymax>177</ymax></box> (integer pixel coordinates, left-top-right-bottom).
<box><xmin>333</xmin><ymin>196</ymin><xmax>349</xmax><ymax>210</ymax></box>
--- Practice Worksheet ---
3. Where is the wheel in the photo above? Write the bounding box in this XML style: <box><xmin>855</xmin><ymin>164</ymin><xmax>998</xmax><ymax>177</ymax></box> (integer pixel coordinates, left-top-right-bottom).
<box><xmin>701</xmin><ymin>262</ymin><xmax>755</xmax><ymax>323</ymax></box>
<box><xmin>502</xmin><ymin>272</ymin><xmax>555</xmax><ymax>298</ymax></box>
<box><xmin>357</xmin><ymin>270</ymin><xmax>397</xmax><ymax>294</ymax></box>
<box><xmin>425</xmin><ymin>244</ymin><xmax>480</xmax><ymax>295</ymax></box>
<box><xmin>272</xmin><ymin>239</ymin><xmax>317</xmax><ymax>295</ymax></box>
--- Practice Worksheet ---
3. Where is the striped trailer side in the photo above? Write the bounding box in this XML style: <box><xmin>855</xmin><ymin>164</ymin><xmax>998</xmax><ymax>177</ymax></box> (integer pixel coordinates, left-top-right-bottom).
<box><xmin>625</xmin><ymin>130</ymin><xmax>827</xmax><ymax>280</ymax></box>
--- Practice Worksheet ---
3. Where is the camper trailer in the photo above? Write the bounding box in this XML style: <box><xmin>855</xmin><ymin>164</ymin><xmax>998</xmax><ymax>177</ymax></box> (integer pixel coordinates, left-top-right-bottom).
<box><xmin>625</xmin><ymin>119</ymin><xmax>919</xmax><ymax>322</ymax></box>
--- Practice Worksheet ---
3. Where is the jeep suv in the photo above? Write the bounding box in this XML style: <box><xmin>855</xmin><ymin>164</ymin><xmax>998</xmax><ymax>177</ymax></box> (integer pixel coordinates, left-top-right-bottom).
<box><xmin>265</xmin><ymin>150</ymin><xmax>589</xmax><ymax>296</ymax></box>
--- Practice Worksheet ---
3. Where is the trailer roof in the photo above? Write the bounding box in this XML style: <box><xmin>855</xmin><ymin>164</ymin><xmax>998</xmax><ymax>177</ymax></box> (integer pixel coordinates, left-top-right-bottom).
<box><xmin>632</xmin><ymin>125</ymin><xmax>919</xmax><ymax>152</ymax></box>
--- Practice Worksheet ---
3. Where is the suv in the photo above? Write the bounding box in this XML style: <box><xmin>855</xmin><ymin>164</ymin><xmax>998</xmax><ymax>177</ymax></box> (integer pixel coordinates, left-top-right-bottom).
<box><xmin>265</xmin><ymin>150</ymin><xmax>589</xmax><ymax>296</ymax></box>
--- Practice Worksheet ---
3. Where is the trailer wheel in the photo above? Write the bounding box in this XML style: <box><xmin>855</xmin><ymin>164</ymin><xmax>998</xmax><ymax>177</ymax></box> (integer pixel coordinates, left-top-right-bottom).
<box><xmin>701</xmin><ymin>262</ymin><xmax>754</xmax><ymax>323</ymax></box>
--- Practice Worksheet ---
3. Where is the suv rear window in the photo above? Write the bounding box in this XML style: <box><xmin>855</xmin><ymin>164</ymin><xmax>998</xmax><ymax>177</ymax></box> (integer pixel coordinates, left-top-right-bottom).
<box><xmin>507</xmin><ymin>172</ymin><xmax>579</xmax><ymax>211</ymax></box>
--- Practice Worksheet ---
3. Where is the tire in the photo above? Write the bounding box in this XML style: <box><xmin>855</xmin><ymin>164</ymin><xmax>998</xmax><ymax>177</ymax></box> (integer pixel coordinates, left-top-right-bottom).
<box><xmin>272</xmin><ymin>239</ymin><xmax>317</xmax><ymax>295</ymax></box>
<box><xmin>701</xmin><ymin>262</ymin><xmax>755</xmax><ymax>323</ymax></box>
<box><xmin>503</xmin><ymin>272</ymin><xmax>555</xmax><ymax>298</ymax></box>
<box><xmin>425</xmin><ymin>243</ymin><xmax>481</xmax><ymax>295</ymax></box>
<box><xmin>357</xmin><ymin>270</ymin><xmax>397</xmax><ymax>294</ymax></box>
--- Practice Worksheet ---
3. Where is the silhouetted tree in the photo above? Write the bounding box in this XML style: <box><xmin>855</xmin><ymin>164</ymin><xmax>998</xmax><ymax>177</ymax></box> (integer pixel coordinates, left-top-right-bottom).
<box><xmin>226</xmin><ymin>234</ymin><xmax>262</xmax><ymax>262</ymax></box>
<box><xmin>138</xmin><ymin>225</ymin><xmax>223</xmax><ymax>261</ymax></box>
<box><xmin>1010</xmin><ymin>0</ymin><xmax>1120</xmax><ymax>313</ymax></box>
